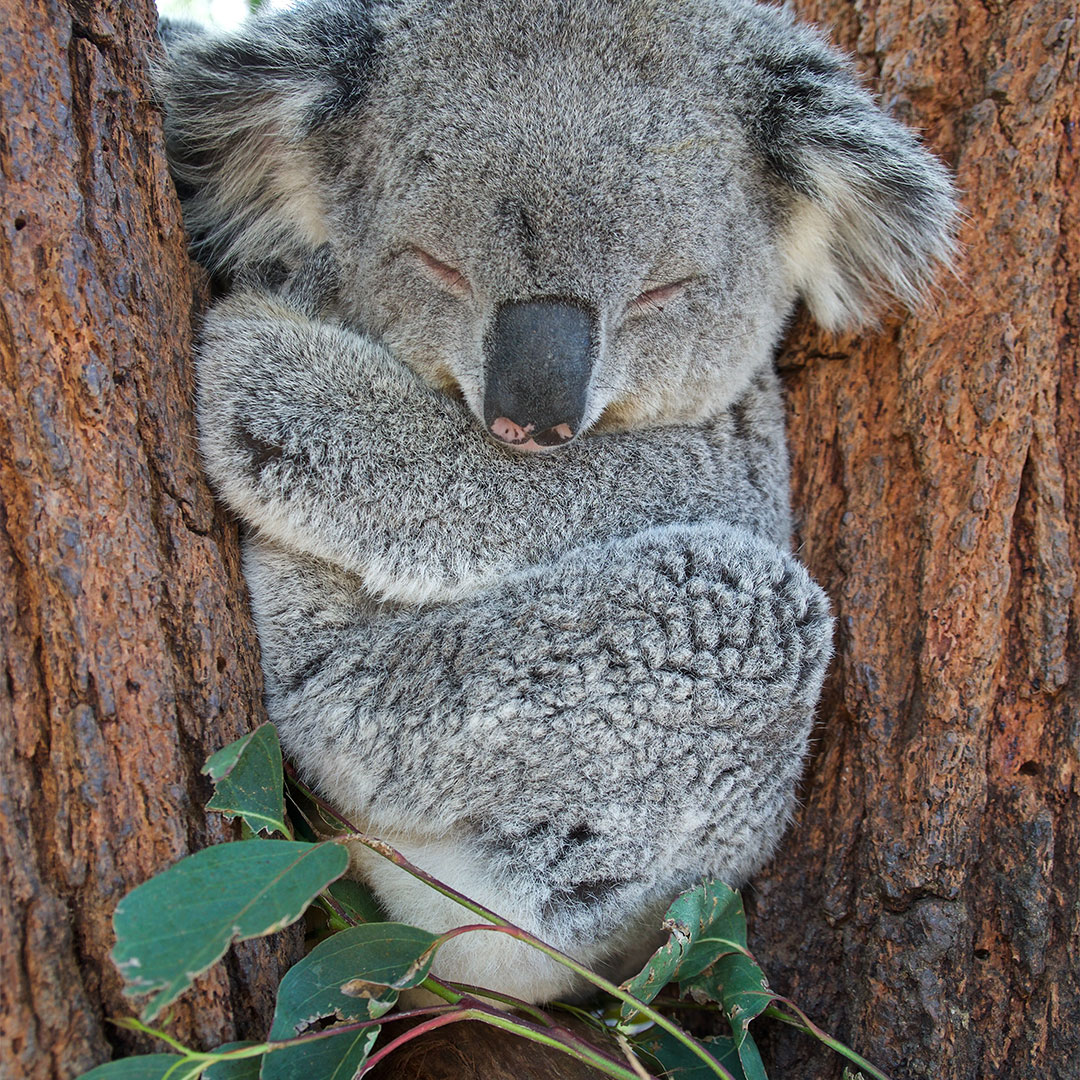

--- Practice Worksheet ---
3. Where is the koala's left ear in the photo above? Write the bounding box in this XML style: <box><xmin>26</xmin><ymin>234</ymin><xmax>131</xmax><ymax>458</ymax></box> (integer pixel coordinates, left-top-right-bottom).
<box><xmin>738</xmin><ymin>9</ymin><xmax>959</xmax><ymax>329</ymax></box>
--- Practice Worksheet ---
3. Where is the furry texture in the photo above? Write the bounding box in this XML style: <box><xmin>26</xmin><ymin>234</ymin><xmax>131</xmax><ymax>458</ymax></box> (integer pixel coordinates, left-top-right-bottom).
<box><xmin>159</xmin><ymin>0</ymin><xmax>956</xmax><ymax>1000</ymax></box>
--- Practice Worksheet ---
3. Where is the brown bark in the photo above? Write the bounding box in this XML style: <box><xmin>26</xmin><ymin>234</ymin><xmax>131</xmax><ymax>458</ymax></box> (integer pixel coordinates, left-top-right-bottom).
<box><xmin>0</xmin><ymin>3</ymin><xmax>303</xmax><ymax>1078</ymax></box>
<box><xmin>749</xmin><ymin>2</ymin><xmax>1080</xmax><ymax>1078</ymax></box>
<box><xmin>1</xmin><ymin>1</ymin><xmax>1076</xmax><ymax>1079</ymax></box>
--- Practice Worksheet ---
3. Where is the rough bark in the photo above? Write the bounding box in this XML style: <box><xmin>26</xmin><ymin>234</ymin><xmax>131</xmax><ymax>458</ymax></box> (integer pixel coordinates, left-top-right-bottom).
<box><xmin>0</xmin><ymin>3</ymin><xmax>303</xmax><ymax>1078</ymax></box>
<box><xmin>750</xmin><ymin>2</ymin><xmax>1080</xmax><ymax>1078</ymax></box>
<box><xmin>2</xmin><ymin>1</ymin><xmax>1076</xmax><ymax>1079</ymax></box>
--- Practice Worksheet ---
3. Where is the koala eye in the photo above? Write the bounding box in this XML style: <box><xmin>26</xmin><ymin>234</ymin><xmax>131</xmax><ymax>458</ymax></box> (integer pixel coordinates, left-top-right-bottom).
<box><xmin>409</xmin><ymin>246</ymin><xmax>471</xmax><ymax>297</ymax></box>
<box><xmin>626</xmin><ymin>277</ymin><xmax>694</xmax><ymax>316</ymax></box>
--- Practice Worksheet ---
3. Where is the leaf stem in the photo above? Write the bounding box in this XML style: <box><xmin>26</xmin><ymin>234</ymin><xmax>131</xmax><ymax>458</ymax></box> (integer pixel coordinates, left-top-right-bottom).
<box><xmin>285</xmin><ymin>770</ymin><xmax>734</xmax><ymax>1078</ymax></box>
<box><xmin>356</xmin><ymin>1006</ymin><xmax>648</xmax><ymax>1079</ymax></box>
<box><xmin>763</xmin><ymin>1003</ymin><xmax>893</xmax><ymax>1080</ymax></box>
<box><xmin>416</xmin><ymin>921</ymin><xmax>736</xmax><ymax>1080</ymax></box>
<box><xmin>434</xmin><ymin>978</ymin><xmax>555</xmax><ymax>1025</ymax></box>
<box><xmin>315</xmin><ymin>889</ymin><xmax>359</xmax><ymax>930</ymax></box>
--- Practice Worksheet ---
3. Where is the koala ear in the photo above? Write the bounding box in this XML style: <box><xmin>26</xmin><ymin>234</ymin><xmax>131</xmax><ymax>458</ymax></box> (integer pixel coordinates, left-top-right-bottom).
<box><xmin>740</xmin><ymin>11</ymin><xmax>958</xmax><ymax>330</ymax></box>
<box><xmin>155</xmin><ymin>4</ymin><xmax>381</xmax><ymax>274</ymax></box>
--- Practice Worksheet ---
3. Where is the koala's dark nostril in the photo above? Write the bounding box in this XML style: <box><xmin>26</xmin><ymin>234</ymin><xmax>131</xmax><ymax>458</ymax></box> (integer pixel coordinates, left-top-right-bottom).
<box><xmin>489</xmin><ymin>416</ymin><xmax>532</xmax><ymax>444</ymax></box>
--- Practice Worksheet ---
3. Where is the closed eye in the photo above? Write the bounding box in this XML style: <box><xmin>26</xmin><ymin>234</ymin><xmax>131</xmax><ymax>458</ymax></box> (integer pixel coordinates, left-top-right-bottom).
<box><xmin>627</xmin><ymin>277</ymin><xmax>695</xmax><ymax>316</ymax></box>
<box><xmin>409</xmin><ymin>245</ymin><xmax>471</xmax><ymax>297</ymax></box>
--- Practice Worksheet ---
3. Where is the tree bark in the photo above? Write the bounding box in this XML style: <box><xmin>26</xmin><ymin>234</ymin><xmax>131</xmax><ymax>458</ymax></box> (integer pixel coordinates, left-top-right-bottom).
<box><xmin>751</xmin><ymin>2</ymin><xmax>1079</xmax><ymax>1078</ymax></box>
<box><xmin>1</xmin><ymin>1</ymin><xmax>1076</xmax><ymax>1079</ymax></box>
<box><xmin>0</xmin><ymin>3</ymin><xmax>303</xmax><ymax>1077</ymax></box>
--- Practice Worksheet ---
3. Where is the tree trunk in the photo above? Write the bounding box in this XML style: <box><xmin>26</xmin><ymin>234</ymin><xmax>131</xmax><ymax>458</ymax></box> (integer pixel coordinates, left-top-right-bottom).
<box><xmin>0</xmin><ymin>3</ymin><xmax>303</xmax><ymax>1077</ymax></box>
<box><xmin>751</xmin><ymin>2</ymin><xmax>1079</xmax><ymax>1078</ymax></box>
<box><xmin>1</xmin><ymin>1</ymin><xmax>1075</xmax><ymax>1079</ymax></box>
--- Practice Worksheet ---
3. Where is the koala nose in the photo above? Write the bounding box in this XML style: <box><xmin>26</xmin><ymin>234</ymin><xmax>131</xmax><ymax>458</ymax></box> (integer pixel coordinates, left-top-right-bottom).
<box><xmin>483</xmin><ymin>300</ymin><xmax>595</xmax><ymax>452</ymax></box>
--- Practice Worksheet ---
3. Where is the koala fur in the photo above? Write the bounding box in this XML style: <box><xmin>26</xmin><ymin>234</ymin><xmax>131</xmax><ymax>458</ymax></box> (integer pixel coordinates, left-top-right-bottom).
<box><xmin>158</xmin><ymin>0</ymin><xmax>956</xmax><ymax>1002</ymax></box>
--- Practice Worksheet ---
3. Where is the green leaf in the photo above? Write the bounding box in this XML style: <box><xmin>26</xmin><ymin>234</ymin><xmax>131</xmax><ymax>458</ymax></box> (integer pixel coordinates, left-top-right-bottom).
<box><xmin>632</xmin><ymin>1029</ymin><xmax>745</xmax><ymax>1080</ymax></box>
<box><xmin>204</xmin><ymin>725</ymin><xmax>288</xmax><ymax>837</ymax></box>
<box><xmin>322</xmin><ymin>922</ymin><xmax>439</xmax><ymax>996</ymax></box>
<box><xmin>261</xmin><ymin>921</ymin><xmax>438</xmax><ymax>1080</ymax></box>
<box><xmin>731</xmin><ymin>1032</ymin><xmax>768</xmax><ymax>1080</ymax></box>
<box><xmin>77</xmin><ymin>1056</ymin><xmax>189</xmax><ymax>1080</ymax></box>
<box><xmin>326</xmin><ymin>879</ymin><xmax>385</xmax><ymax>925</ymax></box>
<box><xmin>620</xmin><ymin>881</ymin><xmax>746</xmax><ymax>1018</ymax></box>
<box><xmin>269</xmin><ymin>925</ymin><xmax>409</xmax><ymax>1042</ymax></box>
<box><xmin>112</xmin><ymin>840</ymin><xmax>349</xmax><ymax>1020</ymax></box>
<box><xmin>204</xmin><ymin>1044</ymin><xmax>264</xmax><ymax>1080</ymax></box>
<box><xmin>261</xmin><ymin>1025</ymin><xmax>378</xmax><ymax>1080</ymax></box>
<box><xmin>674</xmin><ymin>887</ymin><xmax>748</xmax><ymax>984</ymax></box>
<box><xmin>686</xmin><ymin>953</ymin><xmax>773</xmax><ymax>1047</ymax></box>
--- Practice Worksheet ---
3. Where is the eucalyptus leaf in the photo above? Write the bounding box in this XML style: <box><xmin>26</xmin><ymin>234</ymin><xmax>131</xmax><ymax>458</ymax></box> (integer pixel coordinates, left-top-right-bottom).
<box><xmin>204</xmin><ymin>724</ymin><xmax>288</xmax><ymax>837</ymax></box>
<box><xmin>268</xmin><ymin>925</ymin><xmax>412</xmax><ymax>1044</ymax></box>
<box><xmin>686</xmin><ymin>952</ymin><xmax>773</xmax><ymax>1046</ymax></box>
<box><xmin>732</xmin><ymin>1031</ymin><xmax>768</xmax><ymax>1080</ymax></box>
<box><xmin>632</xmin><ymin>1029</ymin><xmax>745</xmax><ymax>1080</ymax></box>
<box><xmin>674</xmin><ymin>887</ymin><xmax>748</xmax><ymax>983</ymax></box>
<box><xmin>204</xmin><ymin>1044</ymin><xmax>264</xmax><ymax>1080</ymax></box>
<box><xmin>261</xmin><ymin>1025</ymin><xmax>378</xmax><ymax>1080</ymax></box>
<box><xmin>77</xmin><ymin>1056</ymin><xmax>189</xmax><ymax>1080</ymax></box>
<box><xmin>326</xmin><ymin>878</ymin><xmax>385</xmax><ymax>925</ymax></box>
<box><xmin>112</xmin><ymin>840</ymin><xmax>349</xmax><ymax>1020</ymax></box>
<box><xmin>334</xmin><ymin>922</ymin><xmax>440</xmax><ymax>994</ymax></box>
<box><xmin>620</xmin><ymin>881</ymin><xmax>746</xmax><ymax>1018</ymax></box>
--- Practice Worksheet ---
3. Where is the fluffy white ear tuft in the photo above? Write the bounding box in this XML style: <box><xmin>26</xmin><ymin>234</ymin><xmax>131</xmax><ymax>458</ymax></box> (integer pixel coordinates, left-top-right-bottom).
<box><xmin>777</xmin><ymin>140</ymin><xmax>958</xmax><ymax>331</ymax></box>
<box><xmin>155</xmin><ymin>6</ymin><xmax>381</xmax><ymax>275</ymax></box>
<box><xmin>738</xmin><ymin>8</ymin><xmax>959</xmax><ymax>329</ymax></box>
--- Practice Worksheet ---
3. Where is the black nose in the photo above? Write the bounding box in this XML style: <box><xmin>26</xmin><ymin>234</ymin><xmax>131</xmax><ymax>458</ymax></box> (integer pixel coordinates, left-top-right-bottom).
<box><xmin>483</xmin><ymin>300</ymin><xmax>595</xmax><ymax>448</ymax></box>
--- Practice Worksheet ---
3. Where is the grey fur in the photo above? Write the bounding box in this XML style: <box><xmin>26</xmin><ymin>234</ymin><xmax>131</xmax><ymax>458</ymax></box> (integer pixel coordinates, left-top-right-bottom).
<box><xmin>159</xmin><ymin>0</ymin><xmax>956</xmax><ymax>1000</ymax></box>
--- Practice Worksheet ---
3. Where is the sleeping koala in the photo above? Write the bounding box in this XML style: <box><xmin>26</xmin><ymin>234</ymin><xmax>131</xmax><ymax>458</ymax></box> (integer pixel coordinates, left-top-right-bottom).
<box><xmin>158</xmin><ymin>0</ymin><xmax>955</xmax><ymax>1002</ymax></box>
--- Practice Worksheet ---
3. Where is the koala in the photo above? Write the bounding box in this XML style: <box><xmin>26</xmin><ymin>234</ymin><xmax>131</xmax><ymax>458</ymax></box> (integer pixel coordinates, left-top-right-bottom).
<box><xmin>157</xmin><ymin>0</ymin><xmax>956</xmax><ymax>1002</ymax></box>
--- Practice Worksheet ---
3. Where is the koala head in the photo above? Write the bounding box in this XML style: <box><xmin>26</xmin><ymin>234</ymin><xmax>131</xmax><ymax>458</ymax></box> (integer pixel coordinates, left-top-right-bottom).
<box><xmin>158</xmin><ymin>0</ymin><xmax>956</xmax><ymax>450</ymax></box>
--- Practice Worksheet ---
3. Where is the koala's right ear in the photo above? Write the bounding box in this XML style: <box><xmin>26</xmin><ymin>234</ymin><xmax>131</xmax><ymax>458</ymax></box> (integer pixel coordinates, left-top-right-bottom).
<box><xmin>735</xmin><ymin>8</ymin><xmax>959</xmax><ymax>330</ymax></box>
<box><xmin>154</xmin><ymin>4</ymin><xmax>381</xmax><ymax>274</ymax></box>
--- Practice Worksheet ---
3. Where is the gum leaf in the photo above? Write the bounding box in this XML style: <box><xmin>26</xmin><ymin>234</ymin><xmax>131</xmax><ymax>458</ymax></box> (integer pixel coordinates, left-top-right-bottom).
<box><xmin>633</xmin><ymin>1029</ymin><xmax>746</xmax><ymax>1079</ymax></box>
<box><xmin>620</xmin><ymin>881</ymin><xmax>746</xmax><ymax>1018</ymax></box>
<box><xmin>261</xmin><ymin>1026</ymin><xmax>378</xmax><ymax>1080</ymax></box>
<box><xmin>112</xmin><ymin>840</ymin><xmax>349</xmax><ymax>1020</ymax></box>
<box><xmin>204</xmin><ymin>724</ymin><xmax>288</xmax><ymax>837</ymax></box>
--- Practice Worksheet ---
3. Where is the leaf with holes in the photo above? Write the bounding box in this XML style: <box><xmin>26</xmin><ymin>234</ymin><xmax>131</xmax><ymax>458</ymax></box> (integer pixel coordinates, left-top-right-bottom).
<box><xmin>204</xmin><ymin>723</ymin><xmax>288</xmax><ymax>837</ymax></box>
<box><xmin>687</xmin><ymin>951</ymin><xmax>773</xmax><ymax>1044</ymax></box>
<box><xmin>112</xmin><ymin>840</ymin><xmax>349</xmax><ymax>1020</ymax></box>
<box><xmin>620</xmin><ymin>880</ymin><xmax>747</xmax><ymax>1018</ymax></box>
<box><xmin>261</xmin><ymin>1024</ymin><xmax>379</xmax><ymax>1080</ymax></box>
<box><xmin>674</xmin><ymin>886</ymin><xmax>750</xmax><ymax>984</ymax></box>
<box><xmin>262</xmin><ymin>921</ymin><xmax>439</xmax><ymax>1080</ymax></box>
<box><xmin>268</xmin><ymin>924</ymin><xmax>413</xmax><ymax>1041</ymax></box>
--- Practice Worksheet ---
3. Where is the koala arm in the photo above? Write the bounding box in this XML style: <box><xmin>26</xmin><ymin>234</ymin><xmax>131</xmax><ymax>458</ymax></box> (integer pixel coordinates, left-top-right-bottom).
<box><xmin>248</xmin><ymin>521</ymin><xmax>831</xmax><ymax>963</ymax></box>
<box><xmin>196</xmin><ymin>288</ymin><xmax>792</xmax><ymax>605</ymax></box>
